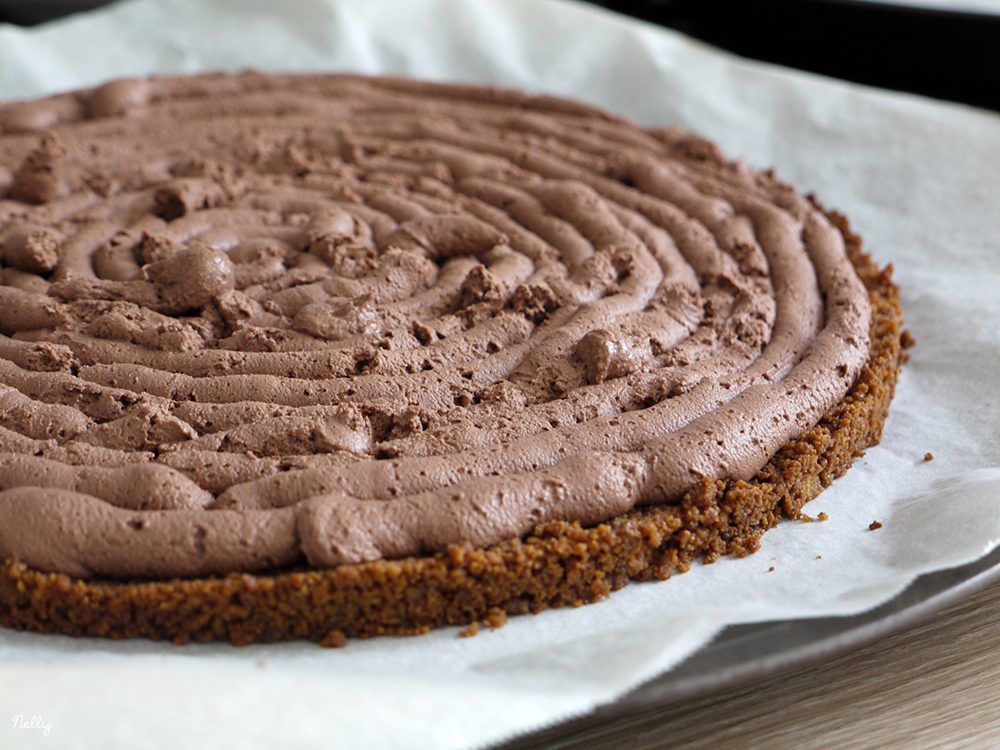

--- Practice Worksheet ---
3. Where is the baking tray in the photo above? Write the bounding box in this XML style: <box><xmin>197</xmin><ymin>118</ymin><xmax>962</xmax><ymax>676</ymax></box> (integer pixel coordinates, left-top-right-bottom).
<box><xmin>834</xmin><ymin>0</ymin><xmax>1000</xmax><ymax>13</ymax></box>
<box><xmin>626</xmin><ymin>545</ymin><xmax>1000</xmax><ymax>707</ymax></box>
<box><xmin>499</xmin><ymin>544</ymin><xmax>1000</xmax><ymax>748</ymax></box>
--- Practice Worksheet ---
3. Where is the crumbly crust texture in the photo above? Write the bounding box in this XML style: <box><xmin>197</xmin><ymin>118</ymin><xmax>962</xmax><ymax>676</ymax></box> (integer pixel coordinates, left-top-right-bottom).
<box><xmin>0</xmin><ymin>211</ymin><xmax>902</xmax><ymax>645</ymax></box>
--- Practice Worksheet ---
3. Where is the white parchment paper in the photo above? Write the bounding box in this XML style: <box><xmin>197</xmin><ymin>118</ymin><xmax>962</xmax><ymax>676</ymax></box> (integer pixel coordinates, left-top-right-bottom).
<box><xmin>1</xmin><ymin>1</ymin><xmax>1000</xmax><ymax>748</ymax></box>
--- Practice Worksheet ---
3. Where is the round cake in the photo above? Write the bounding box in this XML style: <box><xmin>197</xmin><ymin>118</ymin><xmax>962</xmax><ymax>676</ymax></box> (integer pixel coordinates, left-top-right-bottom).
<box><xmin>0</xmin><ymin>73</ymin><xmax>903</xmax><ymax>645</ymax></box>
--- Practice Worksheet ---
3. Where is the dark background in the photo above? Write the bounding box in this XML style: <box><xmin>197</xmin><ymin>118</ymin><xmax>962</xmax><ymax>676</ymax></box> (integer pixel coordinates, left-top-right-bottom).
<box><xmin>590</xmin><ymin>0</ymin><xmax>1000</xmax><ymax>111</ymax></box>
<box><xmin>2</xmin><ymin>0</ymin><xmax>998</xmax><ymax>112</ymax></box>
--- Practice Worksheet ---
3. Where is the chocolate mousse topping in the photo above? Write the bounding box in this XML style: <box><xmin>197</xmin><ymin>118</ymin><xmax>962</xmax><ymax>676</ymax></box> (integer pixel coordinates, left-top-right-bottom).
<box><xmin>0</xmin><ymin>73</ymin><xmax>871</xmax><ymax>580</ymax></box>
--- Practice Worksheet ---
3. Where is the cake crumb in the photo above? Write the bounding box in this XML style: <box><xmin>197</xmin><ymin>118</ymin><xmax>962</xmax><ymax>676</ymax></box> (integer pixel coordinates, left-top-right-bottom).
<box><xmin>900</xmin><ymin>329</ymin><xmax>916</xmax><ymax>349</ymax></box>
<box><xmin>484</xmin><ymin>607</ymin><xmax>508</xmax><ymax>630</ymax></box>
<box><xmin>869</xmin><ymin>520</ymin><xmax>883</xmax><ymax>531</ymax></box>
<box><xmin>815</xmin><ymin>555</ymin><xmax>822</xmax><ymax>560</ymax></box>
<box><xmin>923</xmin><ymin>452</ymin><xmax>934</xmax><ymax>462</ymax></box>
<box><xmin>319</xmin><ymin>629</ymin><xmax>347</xmax><ymax>648</ymax></box>
<box><xmin>458</xmin><ymin>608</ymin><xmax>507</xmax><ymax>638</ymax></box>
<box><xmin>768</xmin><ymin>566</ymin><xmax>775</xmax><ymax>573</ymax></box>
<box><xmin>798</xmin><ymin>510</ymin><xmax>829</xmax><ymax>523</ymax></box>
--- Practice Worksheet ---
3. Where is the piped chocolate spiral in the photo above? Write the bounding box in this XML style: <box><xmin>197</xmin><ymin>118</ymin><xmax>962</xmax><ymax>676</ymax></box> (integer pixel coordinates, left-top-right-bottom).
<box><xmin>0</xmin><ymin>73</ymin><xmax>870</xmax><ymax>579</ymax></box>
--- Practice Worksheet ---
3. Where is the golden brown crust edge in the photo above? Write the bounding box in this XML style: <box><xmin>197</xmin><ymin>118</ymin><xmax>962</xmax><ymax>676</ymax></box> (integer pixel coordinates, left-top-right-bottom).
<box><xmin>0</xmin><ymin>211</ymin><xmax>904</xmax><ymax>647</ymax></box>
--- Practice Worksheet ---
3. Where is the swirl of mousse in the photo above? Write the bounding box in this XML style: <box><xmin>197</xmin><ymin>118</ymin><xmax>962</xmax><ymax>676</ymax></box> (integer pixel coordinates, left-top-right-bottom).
<box><xmin>0</xmin><ymin>73</ymin><xmax>870</xmax><ymax>579</ymax></box>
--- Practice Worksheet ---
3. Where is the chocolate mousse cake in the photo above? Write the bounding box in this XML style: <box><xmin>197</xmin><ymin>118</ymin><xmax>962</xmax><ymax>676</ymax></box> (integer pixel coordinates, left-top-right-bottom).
<box><xmin>0</xmin><ymin>73</ymin><xmax>903</xmax><ymax>645</ymax></box>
